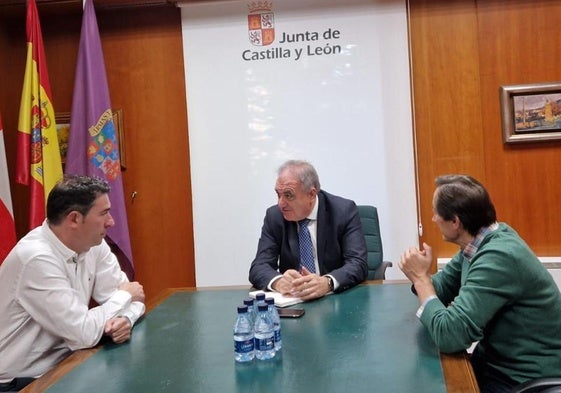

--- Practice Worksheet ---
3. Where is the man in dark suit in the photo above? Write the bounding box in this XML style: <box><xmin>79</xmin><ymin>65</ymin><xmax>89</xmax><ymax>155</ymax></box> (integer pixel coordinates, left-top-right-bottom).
<box><xmin>249</xmin><ymin>160</ymin><xmax>368</xmax><ymax>301</ymax></box>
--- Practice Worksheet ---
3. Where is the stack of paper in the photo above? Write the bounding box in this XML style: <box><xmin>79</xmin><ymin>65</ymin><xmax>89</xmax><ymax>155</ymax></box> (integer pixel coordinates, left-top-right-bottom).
<box><xmin>249</xmin><ymin>290</ymin><xmax>304</xmax><ymax>308</ymax></box>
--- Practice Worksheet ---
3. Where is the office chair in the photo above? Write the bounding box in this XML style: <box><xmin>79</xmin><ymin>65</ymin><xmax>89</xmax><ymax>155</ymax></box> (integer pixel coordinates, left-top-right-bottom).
<box><xmin>356</xmin><ymin>205</ymin><xmax>392</xmax><ymax>280</ymax></box>
<box><xmin>511</xmin><ymin>378</ymin><xmax>561</xmax><ymax>393</ymax></box>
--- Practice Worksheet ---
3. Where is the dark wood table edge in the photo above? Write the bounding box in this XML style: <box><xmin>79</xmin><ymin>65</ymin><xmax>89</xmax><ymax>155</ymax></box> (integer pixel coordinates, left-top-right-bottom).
<box><xmin>21</xmin><ymin>282</ymin><xmax>479</xmax><ymax>393</ymax></box>
<box><xmin>441</xmin><ymin>352</ymin><xmax>480</xmax><ymax>393</ymax></box>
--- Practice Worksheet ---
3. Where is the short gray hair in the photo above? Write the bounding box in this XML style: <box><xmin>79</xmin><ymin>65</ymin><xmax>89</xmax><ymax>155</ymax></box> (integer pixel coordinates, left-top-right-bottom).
<box><xmin>277</xmin><ymin>160</ymin><xmax>321</xmax><ymax>192</ymax></box>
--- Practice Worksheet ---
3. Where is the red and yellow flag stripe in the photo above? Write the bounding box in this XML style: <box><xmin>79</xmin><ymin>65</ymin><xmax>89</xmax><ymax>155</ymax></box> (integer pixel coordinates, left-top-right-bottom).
<box><xmin>16</xmin><ymin>0</ymin><xmax>63</xmax><ymax>229</ymax></box>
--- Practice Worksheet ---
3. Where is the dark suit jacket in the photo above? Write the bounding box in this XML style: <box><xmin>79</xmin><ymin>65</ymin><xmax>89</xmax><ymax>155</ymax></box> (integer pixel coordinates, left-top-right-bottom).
<box><xmin>248</xmin><ymin>190</ymin><xmax>368</xmax><ymax>292</ymax></box>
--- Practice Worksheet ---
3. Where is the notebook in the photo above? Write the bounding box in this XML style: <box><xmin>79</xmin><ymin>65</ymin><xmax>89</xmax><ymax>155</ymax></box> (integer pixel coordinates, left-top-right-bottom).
<box><xmin>248</xmin><ymin>290</ymin><xmax>304</xmax><ymax>308</ymax></box>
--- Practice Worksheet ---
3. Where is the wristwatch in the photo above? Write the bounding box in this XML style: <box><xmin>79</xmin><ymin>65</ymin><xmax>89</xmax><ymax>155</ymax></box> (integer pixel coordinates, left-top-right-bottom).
<box><xmin>325</xmin><ymin>275</ymin><xmax>334</xmax><ymax>292</ymax></box>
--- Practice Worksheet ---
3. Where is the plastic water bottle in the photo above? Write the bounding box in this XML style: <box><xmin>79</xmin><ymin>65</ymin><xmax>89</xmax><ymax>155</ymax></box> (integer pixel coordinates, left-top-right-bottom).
<box><xmin>265</xmin><ymin>297</ymin><xmax>282</xmax><ymax>351</ymax></box>
<box><xmin>255</xmin><ymin>292</ymin><xmax>266</xmax><ymax>308</ymax></box>
<box><xmin>233</xmin><ymin>305</ymin><xmax>254</xmax><ymax>362</ymax></box>
<box><xmin>243</xmin><ymin>298</ymin><xmax>256</xmax><ymax>325</ymax></box>
<box><xmin>254</xmin><ymin>303</ymin><xmax>276</xmax><ymax>360</ymax></box>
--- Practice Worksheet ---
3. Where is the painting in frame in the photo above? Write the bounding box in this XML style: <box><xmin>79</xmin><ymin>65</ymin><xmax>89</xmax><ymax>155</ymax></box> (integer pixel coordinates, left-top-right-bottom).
<box><xmin>55</xmin><ymin>109</ymin><xmax>126</xmax><ymax>168</ymax></box>
<box><xmin>500</xmin><ymin>82</ymin><xmax>561</xmax><ymax>144</ymax></box>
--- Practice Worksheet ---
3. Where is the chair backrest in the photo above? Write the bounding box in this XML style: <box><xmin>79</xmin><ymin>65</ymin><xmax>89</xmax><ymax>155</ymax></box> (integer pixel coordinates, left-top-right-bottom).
<box><xmin>511</xmin><ymin>378</ymin><xmax>561</xmax><ymax>393</ymax></box>
<box><xmin>357</xmin><ymin>205</ymin><xmax>384</xmax><ymax>280</ymax></box>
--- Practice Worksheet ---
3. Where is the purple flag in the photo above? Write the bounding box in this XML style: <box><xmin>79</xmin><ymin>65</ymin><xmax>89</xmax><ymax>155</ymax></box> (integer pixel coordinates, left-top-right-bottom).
<box><xmin>65</xmin><ymin>0</ymin><xmax>134</xmax><ymax>279</ymax></box>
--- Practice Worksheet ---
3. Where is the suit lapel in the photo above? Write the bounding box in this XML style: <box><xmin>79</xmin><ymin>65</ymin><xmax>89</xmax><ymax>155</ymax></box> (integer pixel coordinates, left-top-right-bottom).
<box><xmin>316</xmin><ymin>192</ymin><xmax>327</xmax><ymax>274</ymax></box>
<box><xmin>287</xmin><ymin>220</ymin><xmax>300</xmax><ymax>266</ymax></box>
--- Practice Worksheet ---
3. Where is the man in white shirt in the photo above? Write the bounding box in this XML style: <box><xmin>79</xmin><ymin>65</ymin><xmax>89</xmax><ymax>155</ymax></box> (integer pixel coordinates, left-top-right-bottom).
<box><xmin>0</xmin><ymin>175</ymin><xmax>145</xmax><ymax>392</ymax></box>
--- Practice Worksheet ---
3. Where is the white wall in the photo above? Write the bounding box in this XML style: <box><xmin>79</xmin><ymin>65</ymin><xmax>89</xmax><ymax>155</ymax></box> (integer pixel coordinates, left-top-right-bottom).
<box><xmin>180</xmin><ymin>0</ymin><xmax>416</xmax><ymax>287</ymax></box>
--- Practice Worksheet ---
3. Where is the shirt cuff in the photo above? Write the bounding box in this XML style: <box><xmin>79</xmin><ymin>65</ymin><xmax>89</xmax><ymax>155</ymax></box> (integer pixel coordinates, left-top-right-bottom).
<box><xmin>121</xmin><ymin>301</ymin><xmax>145</xmax><ymax>326</ymax></box>
<box><xmin>326</xmin><ymin>274</ymin><xmax>339</xmax><ymax>291</ymax></box>
<box><xmin>118</xmin><ymin>315</ymin><xmax>132</xmax><ymax>327</ymax></box>
<box><xmin>267</xmin><ymin>275</ymin><xmax>283</xmax><ymax>291</ymax></box>
<box><xmin>416</xmin><ymin>295</ymin><xmax>438</xmax><ymax>318</ymax></box>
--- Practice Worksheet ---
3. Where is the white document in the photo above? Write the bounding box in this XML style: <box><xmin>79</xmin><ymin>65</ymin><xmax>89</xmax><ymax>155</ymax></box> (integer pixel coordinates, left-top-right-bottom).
<box><xmin>249</xmin><ymin>290</ymin><xmax>304</xmax><ymax>308</ymax></box>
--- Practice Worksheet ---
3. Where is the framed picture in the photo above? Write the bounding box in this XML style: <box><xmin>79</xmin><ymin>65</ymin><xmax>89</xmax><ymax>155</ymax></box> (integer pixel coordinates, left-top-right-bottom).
<box><xmin>500</xmin><ymin>82</ymin><xmax>561</xmax><ymax>144</ymax></box>
<box><xmin>56</xmin><ymin>109</ymin><xmax>126</xmax><ymax>168</ymax></box>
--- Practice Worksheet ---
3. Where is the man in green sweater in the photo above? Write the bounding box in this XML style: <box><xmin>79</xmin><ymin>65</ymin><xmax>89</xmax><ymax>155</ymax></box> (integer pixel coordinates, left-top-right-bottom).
<box><xmin>399</xmin><ymin>175</ymin><xmax>561</xmax><ymax>393</ymax></box>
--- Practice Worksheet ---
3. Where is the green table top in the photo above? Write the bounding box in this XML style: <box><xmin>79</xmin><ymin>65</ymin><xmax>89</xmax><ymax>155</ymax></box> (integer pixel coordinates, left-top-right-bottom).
<box><xmin>46</xmin><ymin>284</ymin><xmax>446</xmax><ymax>393</ymax></box>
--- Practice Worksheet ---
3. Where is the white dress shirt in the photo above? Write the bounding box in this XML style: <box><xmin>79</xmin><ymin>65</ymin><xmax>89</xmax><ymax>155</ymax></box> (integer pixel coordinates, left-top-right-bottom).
<box><xmin>0</xmin><ymin>221</ymin><xmax>145</xmax><ymax>381</ymax></box>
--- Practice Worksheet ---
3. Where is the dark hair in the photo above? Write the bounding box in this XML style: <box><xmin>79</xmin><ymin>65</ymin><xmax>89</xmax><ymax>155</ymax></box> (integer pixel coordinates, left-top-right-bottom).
<box><xmin>434</xmin><ymin>175</ymin><xmax>497</xmax><ymax>236</ymax></box>
<box><xmin>277</xmin><ymin>160</ymin><xmax>321</xmax><ymax>192</ymax></box>
<box><xmin>47</xmin><ymin>175</ymin><xmax>110</xmax><ymax>225</ymax></box>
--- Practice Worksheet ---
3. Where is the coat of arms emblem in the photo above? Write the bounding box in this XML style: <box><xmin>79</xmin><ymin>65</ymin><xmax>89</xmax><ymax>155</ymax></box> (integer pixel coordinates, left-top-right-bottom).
<box><xmin>247</xmin><ymin>1</ymin><xmax>274</xmax><ymax>46</ymax></box>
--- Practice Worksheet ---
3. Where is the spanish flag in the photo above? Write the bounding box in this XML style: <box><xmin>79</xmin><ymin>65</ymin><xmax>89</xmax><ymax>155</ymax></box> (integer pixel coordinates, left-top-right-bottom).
<box><xmin>16</xmin><ymin>0</ymin><xmax>63</xmax><ymax>230</ymax></box>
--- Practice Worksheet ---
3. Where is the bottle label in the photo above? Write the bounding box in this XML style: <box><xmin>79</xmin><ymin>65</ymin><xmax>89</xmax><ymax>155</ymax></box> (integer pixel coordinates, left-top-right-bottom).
<box><xmin>235</xmin><ymin>338</ymin><xmax>254</xmax><ymax>353</ymax></box>
<box><xmin>255</xmin><ymin>336</ymin><xmax>274</xmax><ymax>351</ymax></box>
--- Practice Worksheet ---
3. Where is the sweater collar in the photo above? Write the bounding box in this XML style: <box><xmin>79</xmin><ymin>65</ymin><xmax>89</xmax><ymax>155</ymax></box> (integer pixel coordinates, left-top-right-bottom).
<box><xmin>462</xmin><ymin>222</ymin><xmax>499</xmax><ymax>261</ymax></box>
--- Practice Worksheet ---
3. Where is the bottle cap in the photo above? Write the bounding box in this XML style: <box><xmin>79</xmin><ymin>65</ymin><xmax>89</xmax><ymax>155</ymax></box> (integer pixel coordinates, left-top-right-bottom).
<box><xmin>243</xmin><ymin>298</ymin><xmax>254</xmax><ymax>305</ymax></box>
<box><xmin>265</xmin><ymin>297</ymin><xmax>274</xmax><ymax>305</ymax></box>
<box><xmin>257</xmin><ymin>304</ymin><xmax>268</xmax><ymax>312</ymax></box>
<box><xmin>237</xmin><ymin>305</ymin><xmax>248</xmax><ymax>313</ymax></box>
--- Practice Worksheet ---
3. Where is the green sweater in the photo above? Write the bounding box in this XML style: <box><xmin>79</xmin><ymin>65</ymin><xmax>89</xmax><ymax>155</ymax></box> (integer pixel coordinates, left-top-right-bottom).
<box><xmin>421</xmin><ymin>223</ymin><xmax>561</xmax><ymax>384</ymax></box>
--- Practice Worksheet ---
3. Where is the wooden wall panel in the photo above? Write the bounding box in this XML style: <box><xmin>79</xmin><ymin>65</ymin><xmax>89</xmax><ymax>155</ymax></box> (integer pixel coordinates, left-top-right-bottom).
<box><xmin>0</xmin><ymin>10</ymin><xmax>29</xmax><ymax>243</ymax></box>
<box><xmin>0</xmin><ymin>3</ymin><xmax>195</xmax><ymax>302</ymax></box>
<box><xmin>97</xmin><ymin>6</ymin><xmax>196</xmax><ymax>300</ymax></box>
<box><xmin>477</xmin><ymin>0</ymin><xmax>561</xmax><ymax>255</ymax></box>
<box><xmin>410</xmin><ymin>0</ymin><xmax>561</xmax><ymax>262</ymax></box>
<box><xmin>408</xmin><ymin>0</ymin><xmax>485</xmax><ymax>261</ymax></box>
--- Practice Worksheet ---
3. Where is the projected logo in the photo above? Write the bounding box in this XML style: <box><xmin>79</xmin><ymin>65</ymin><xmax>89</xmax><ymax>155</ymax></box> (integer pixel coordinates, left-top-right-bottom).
<box><xmin>247</xmin><ymin>1</ymin><xmax>274</xmax><ymax>46</ymax></box>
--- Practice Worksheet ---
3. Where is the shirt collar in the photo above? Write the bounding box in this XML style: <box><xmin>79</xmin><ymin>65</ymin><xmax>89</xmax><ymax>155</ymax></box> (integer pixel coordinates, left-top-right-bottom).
<box><xmin>306</xmin><ymin>195</ymin><xmax>319</xmax><ymax>221</ymax></box>
<box><xmin>42</xmin><ymin>220</ymin><xmax>79</xmax><ymax>264</ymax></box>
<box><xmin>462</xmin><ymin>222</ymin><xmax>499</xmax><ymax>261</ymax></box>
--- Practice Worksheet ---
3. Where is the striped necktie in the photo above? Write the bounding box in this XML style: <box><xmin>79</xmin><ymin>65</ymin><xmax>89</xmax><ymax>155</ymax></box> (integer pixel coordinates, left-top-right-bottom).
<box><xmin>298</xmin><ymin>219</ymin><xmax>316</xmax><ymax>273</ymax></box>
